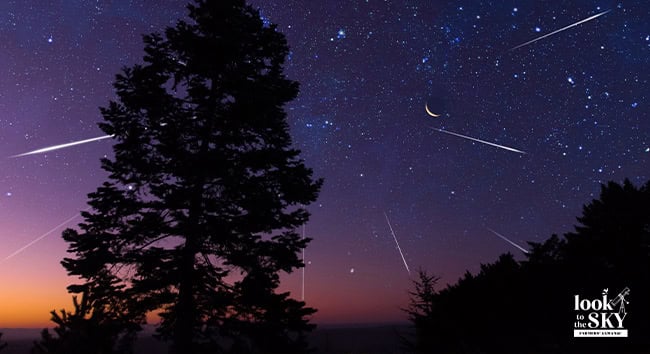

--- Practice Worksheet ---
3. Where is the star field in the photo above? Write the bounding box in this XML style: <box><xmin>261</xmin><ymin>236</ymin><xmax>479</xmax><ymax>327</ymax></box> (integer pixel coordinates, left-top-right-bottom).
<box><xmin>0</xmin><ymin>0</ymin><xmax>648</xmax><ymax>325</ymax></box>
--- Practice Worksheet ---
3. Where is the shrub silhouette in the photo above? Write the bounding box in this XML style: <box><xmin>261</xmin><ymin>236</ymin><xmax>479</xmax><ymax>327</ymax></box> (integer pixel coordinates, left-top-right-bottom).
<box><xmin>32</xmin><ymin>287</ymin><xmax>138</xmax><ymax>354</ymax></box>
<box><xmin>0</xmin><ymin>333</ymin><xmax>7</xmax><ymax>352</ymax></box>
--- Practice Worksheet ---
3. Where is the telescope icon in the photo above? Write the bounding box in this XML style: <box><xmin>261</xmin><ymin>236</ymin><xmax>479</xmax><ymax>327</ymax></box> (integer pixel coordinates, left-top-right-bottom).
<box><xmin>608</xmin><ymin>287</ymin><xmax>630</xmax><ymax>315</ymax></box>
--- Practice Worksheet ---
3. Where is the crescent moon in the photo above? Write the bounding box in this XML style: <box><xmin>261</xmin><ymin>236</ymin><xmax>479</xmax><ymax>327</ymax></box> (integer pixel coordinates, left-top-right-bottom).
<box><xmin>425</xmin><ymin>103</ymin><xmax>441</xmax><ymax>117</ymax></box>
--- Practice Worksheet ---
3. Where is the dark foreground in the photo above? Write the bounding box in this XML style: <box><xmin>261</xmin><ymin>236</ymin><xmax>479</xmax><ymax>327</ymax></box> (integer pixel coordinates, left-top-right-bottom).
<box><xmin>0</xmin><ymin>325</ymin><xmax>413</xmax><ymax>354</ymax></box>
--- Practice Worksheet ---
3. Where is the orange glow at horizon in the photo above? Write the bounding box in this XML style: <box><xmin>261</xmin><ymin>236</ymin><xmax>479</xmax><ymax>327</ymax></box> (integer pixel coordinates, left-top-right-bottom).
<box><xmin>0</xmin><ymin>262</ymin><xmax>71</xmax><ymax>328</ymax></box>
<box><xmin>1</xmin><ymin>227</ymin><xmax>415</xmax><ymax>328</ymax></box>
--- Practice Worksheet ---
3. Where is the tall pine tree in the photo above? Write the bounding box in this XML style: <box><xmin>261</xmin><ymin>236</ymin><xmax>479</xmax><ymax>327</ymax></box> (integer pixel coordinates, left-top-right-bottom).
<box><xmin>58</xmin><ymin>1</ymin><xmax>321</xmax><ymax>353</ymax></box>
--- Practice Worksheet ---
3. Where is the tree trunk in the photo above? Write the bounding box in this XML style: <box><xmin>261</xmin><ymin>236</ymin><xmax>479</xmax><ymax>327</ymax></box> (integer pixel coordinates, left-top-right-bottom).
<box><xmin>171</xmin><ymin>238</ymin><xmax>197</xmax><ymax>354</ymax></box>
<box><xmin>171</xmin><ymin>186</ymin><xmax>203</xmax><ymax>354</ymax></box>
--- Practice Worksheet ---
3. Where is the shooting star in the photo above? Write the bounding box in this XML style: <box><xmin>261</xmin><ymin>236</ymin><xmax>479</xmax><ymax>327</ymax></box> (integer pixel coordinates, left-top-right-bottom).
<box><xmin>383</xmin><ymin>211</ymin><xmax>411</xmax><ymax>276</ymax></box>
<box><xmin>10</xmin><ymin>134</ymin><xmax>114</xmax><ymax>158</ymax></box>
<box><xmin>510</xmin><ymin>9</ymin><xmax>611</xmax><ymax>51</ymax></box>
<box><xmin>430</xmin><ymin>127</ymin><xmax>526</xmax><ymax>154</ymax></box>
<box><xmin>486</xmin><ymin>227</ymin><xmax>529</xmax><ymax>254</ymax></box>
<box><xmin>1</xmin><ymin>211</ymin><xmax>83</xmax><ymax>263</ymax></box>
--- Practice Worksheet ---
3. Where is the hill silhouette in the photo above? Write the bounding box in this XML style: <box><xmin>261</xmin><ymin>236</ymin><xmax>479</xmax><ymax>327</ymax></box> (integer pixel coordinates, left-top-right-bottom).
<box><xmin>406</xmin><ymin>179</ymin><xmax>650</xmax><ymax>353</ymax></box>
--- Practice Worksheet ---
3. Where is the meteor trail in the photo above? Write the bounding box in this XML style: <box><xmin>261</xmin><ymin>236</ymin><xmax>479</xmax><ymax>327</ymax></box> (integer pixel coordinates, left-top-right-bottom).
<box><xmin>430</xmin><ymin>127</ymin><xmax>526</xmax><ymax>154</ymax></box>
<box><xmin>486</xmin><ymin>227</ymin><xmax>529</xmax><ymax>254</ymax></box>
<box><xmin>510</xmin><ymin>9</ymin><xmax>611</xmax><ymax>51</ymax></box>
<box><xmin>10</xmin><ymin>134</ymin><xmax>114</xmax><ymax>158</ymax></box>
<box><xmin>383</xmin><ymin>212</ymin><xmax>411</xmax><ymax>276</ymax></box>
<box><xmin>1</xmin><ymin>211</ymin><xmax>83</xmax><ymax>263</ymax></box>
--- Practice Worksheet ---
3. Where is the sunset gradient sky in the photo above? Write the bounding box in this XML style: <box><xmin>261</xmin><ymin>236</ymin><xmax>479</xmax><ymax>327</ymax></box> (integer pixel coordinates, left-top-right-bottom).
<box><xmin>1</xmin><ymin>0</ymin><xmax>648</xmax><ymax>327</ymax></box>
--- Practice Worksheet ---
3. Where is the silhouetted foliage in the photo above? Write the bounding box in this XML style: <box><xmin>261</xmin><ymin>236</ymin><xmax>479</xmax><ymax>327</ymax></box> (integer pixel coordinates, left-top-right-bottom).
<box><xmin>402</xmin><ymin>269</ymin><xmax>440</xmax><ymax>353</ymax></box>
<box><xmin>407</xmin><ymin>179</ymin><xmax>650</xmax><ymax>353</ymax></box>
<box><xmin>32</xmin><ymin>280</ymin><xmax>139</xmax><ymax>354</ymax></box>
<box><xmin>0</xmin><ymin>333</ymin><xmax>7</xmax><ymax>352</ymax></box>
<box><xmin>49</xmin><ymin>1</ymin><xmax>321</xmax><ymax>354</ymax></box>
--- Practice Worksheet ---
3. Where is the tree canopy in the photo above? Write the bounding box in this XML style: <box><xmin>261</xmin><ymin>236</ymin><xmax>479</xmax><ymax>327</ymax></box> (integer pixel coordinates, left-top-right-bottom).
<box><xmin>38</xmin><ymin>1</ymin><xmax>322</xmax><ymax>353</ymax></box>
<box><xmin>406</xmin><ymin>179</ymin><xmax>650</xmax><ymax>353</ymax></box>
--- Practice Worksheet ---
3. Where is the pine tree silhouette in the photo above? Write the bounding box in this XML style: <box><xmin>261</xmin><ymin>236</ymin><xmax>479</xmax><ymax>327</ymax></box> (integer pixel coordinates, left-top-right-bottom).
<box><xmin>402</xmin><ymin>269</ymin><xmax>439</xmax><ymax>353</ymax></box>
<box><xmin>51</xmin><ymin>1</ymin><xmax>322</xmax><ymax>353</ymax></box>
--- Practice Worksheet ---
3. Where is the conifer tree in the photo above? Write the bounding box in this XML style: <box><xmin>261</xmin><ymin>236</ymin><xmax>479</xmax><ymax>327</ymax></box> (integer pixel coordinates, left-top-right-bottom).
<box><xmin>58</xmin><ymin>1</ymin><xmax>321</xmax><ymax>353</ymax></box>
<box><xmin>402</xmin><ymin>269</ymin><xmax>439</xmax><ymax>353</ymax></box>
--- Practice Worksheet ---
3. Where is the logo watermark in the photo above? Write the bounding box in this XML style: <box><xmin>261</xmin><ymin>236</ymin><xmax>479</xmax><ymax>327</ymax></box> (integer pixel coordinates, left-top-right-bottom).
<box><xmin>573</xmin><ymin>287</ymin><xmax>629</xmax><ymax>337</ymax></box>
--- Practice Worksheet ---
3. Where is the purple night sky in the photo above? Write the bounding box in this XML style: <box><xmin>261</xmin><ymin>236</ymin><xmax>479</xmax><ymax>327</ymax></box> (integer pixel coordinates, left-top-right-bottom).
<box><xmin>0</xmin><ymin>0</ymin><xmax>648</xmax><ymax>326</ymax></box>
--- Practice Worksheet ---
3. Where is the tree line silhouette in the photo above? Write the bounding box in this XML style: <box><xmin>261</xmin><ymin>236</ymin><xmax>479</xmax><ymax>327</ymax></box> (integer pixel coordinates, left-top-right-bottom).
<box><xmin>28</xmin><ymin>1</ymin><xmax>321</xmax><ymax>353</ymax></box>
<box><xmin>405</xmin><ymin>179</ymin><xmax>650</xmax><ymax>353</ymax></box>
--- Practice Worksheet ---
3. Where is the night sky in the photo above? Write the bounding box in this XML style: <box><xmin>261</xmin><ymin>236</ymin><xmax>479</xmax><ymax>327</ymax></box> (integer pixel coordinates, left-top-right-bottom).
<box><xmin>0</xmin><ymin>0</ymin><xmax>648</xmax><ymax>327</ymax></box>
